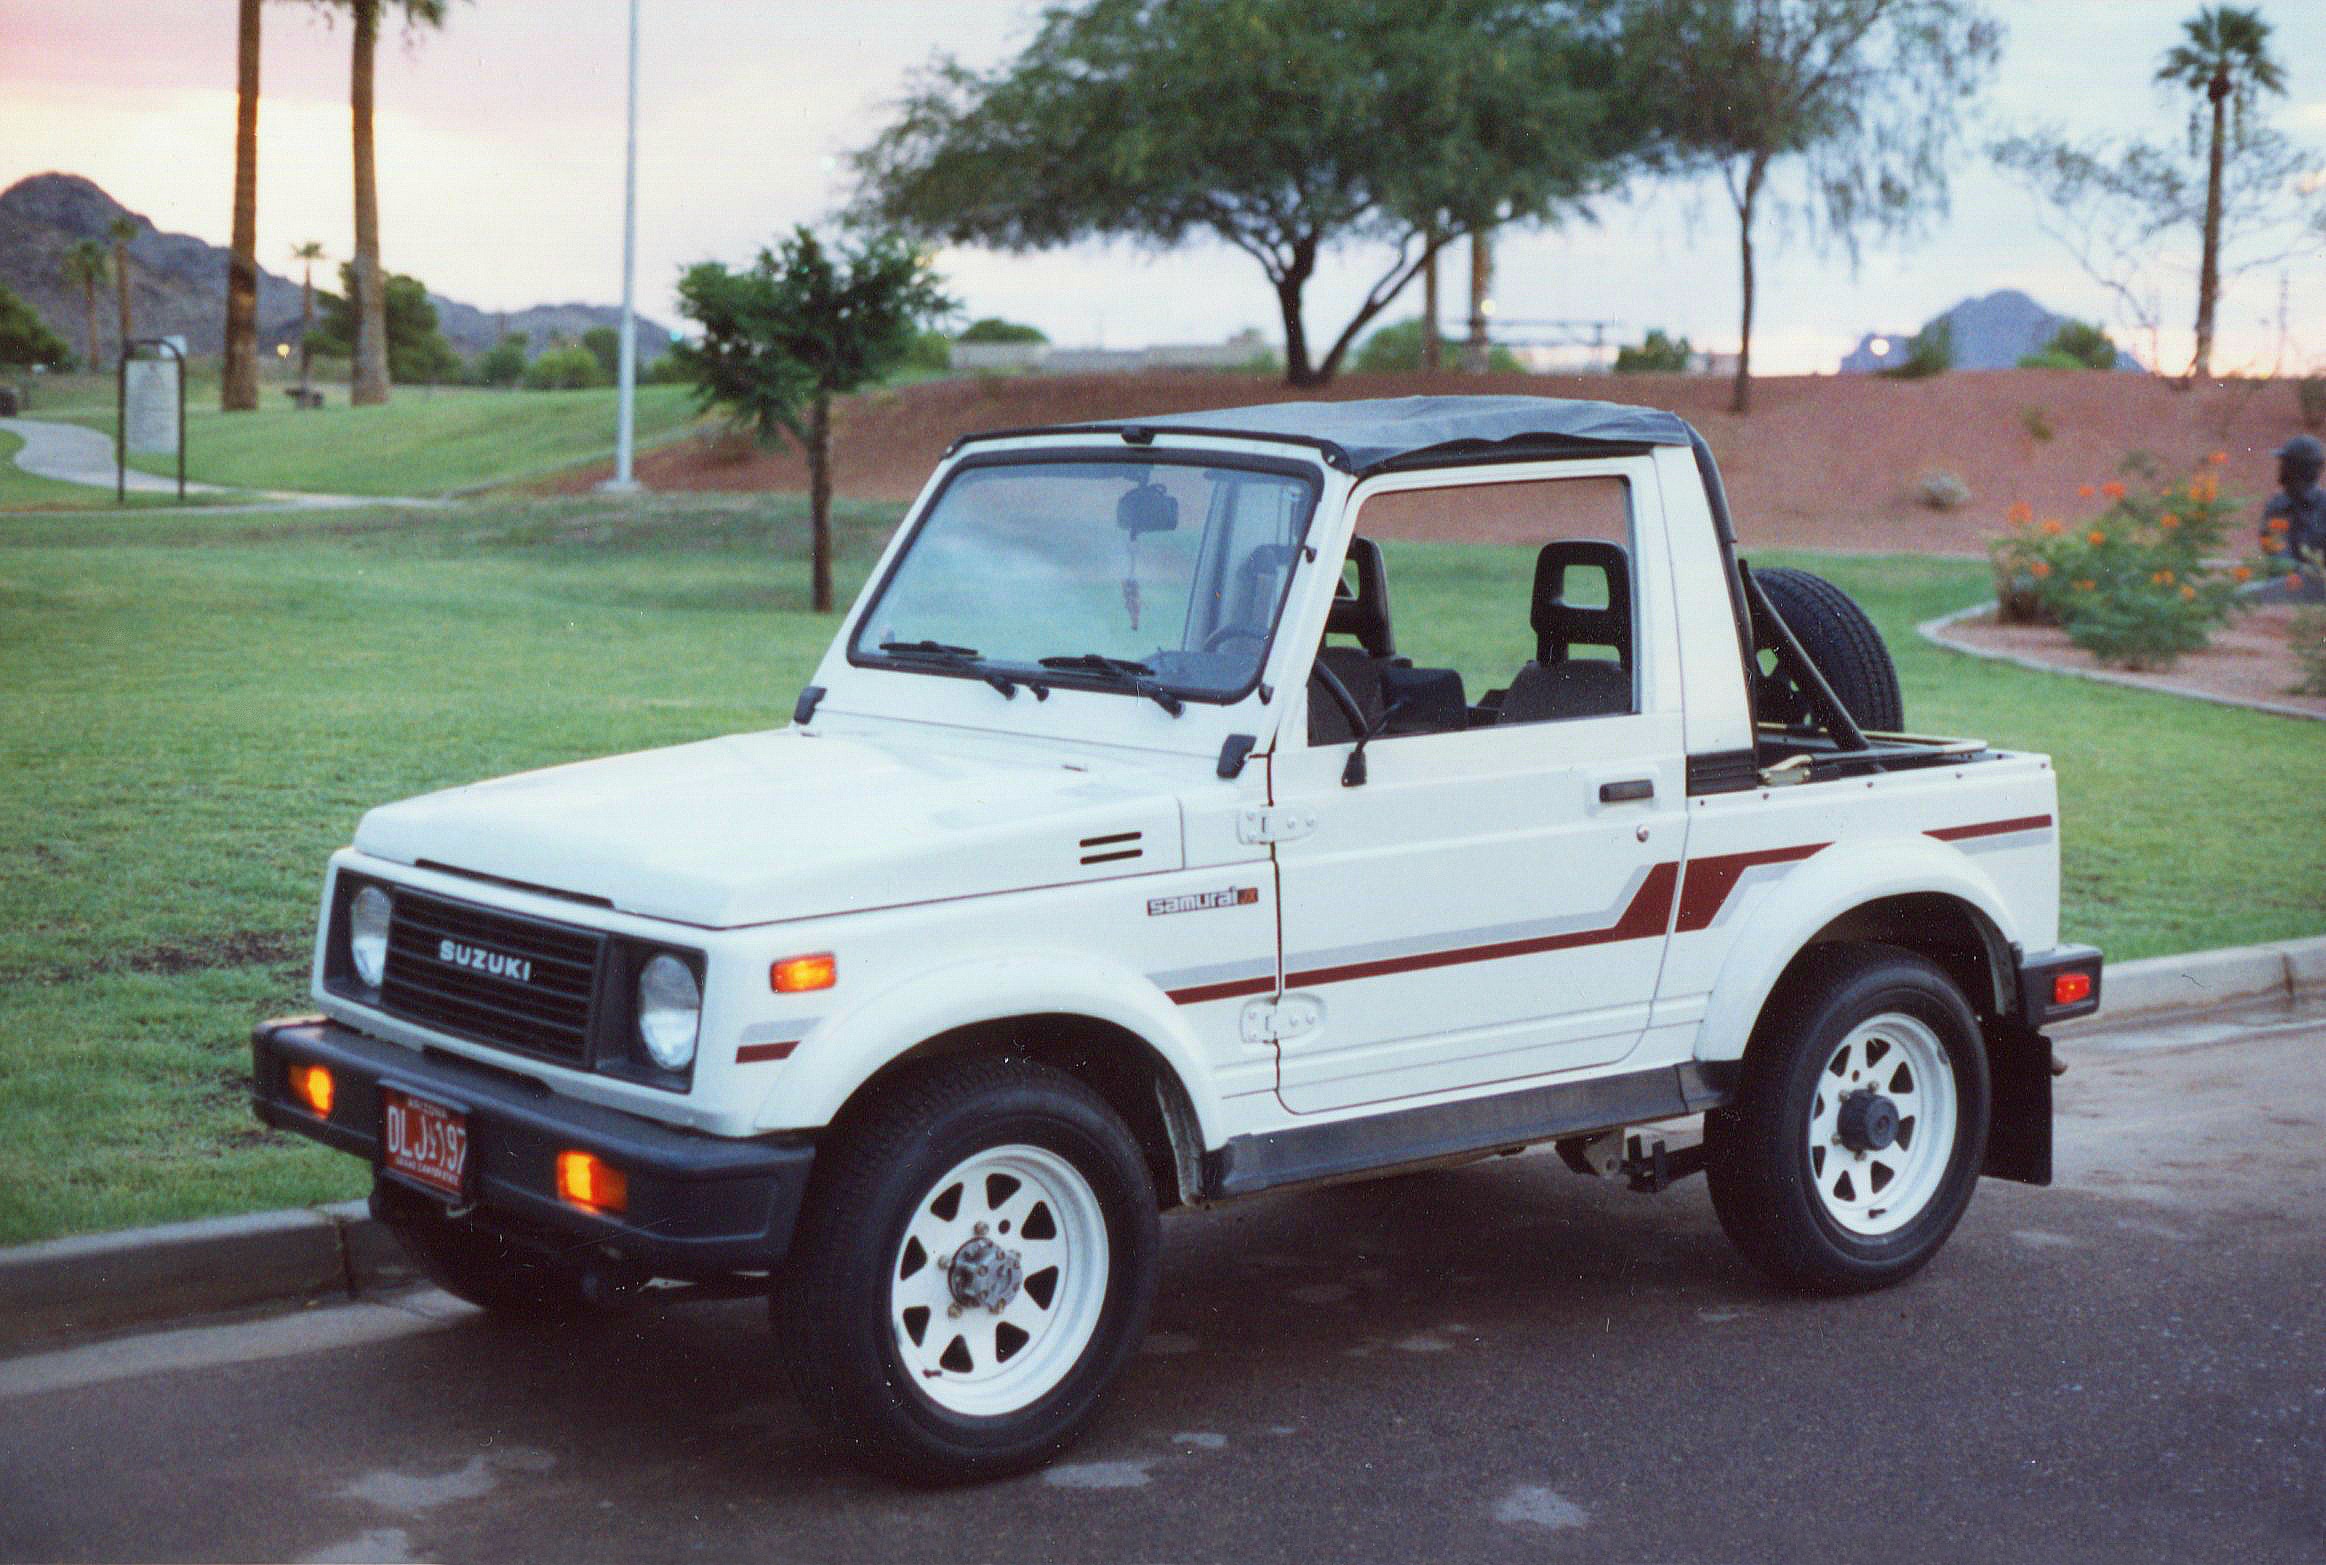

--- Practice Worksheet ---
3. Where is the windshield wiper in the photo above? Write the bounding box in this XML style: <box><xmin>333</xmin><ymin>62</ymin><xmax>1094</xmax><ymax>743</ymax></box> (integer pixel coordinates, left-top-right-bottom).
<box><xmin>876</xmin><ymin>640</ymin><xmax>1040</xmax><ymax>699</ymax></box>
<box><xmin>1036</xmin><ymin>653</ymin><xmax>1185</xmax><ymax>716</ymax></box>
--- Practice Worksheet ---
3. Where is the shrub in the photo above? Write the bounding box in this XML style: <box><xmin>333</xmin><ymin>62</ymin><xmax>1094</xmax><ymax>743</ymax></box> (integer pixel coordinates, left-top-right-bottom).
<box><xmin>2020</xmin><ymin>404</ymin><xmax>2055</xmax><ymax>443</ymax></box>
<box><xmin>643</xmin><ymin>352</ymin><xmax>693</xmax><ymax>385</ymax></box>
<box><xmin>471</xmin><ymin>333</ymin><xmax>528</xmax><ymax>388</ymax></box>
<box><xmin>1879</xmin><ymin>319</ymin><xmax>1952</xmax><ymax>380</ymax></box>
<box><xmin>1351</xmin><ymin>317</ymin><xmax>1519</xmax><ymax>373</ymax></box>
<box><xmin>581</xmin><ymin>326</ymin><xmax>622</xmax><ymax>381</ymax></box>
<box><xmin>956</xmin><ymin>317</ymin><xmax>1048</xmax><ymax>344</ymax></box>
<box><xmin>522</xmin><ymin>344</ymin><xmax>608</xmax><ymax>390</ymax></box>
<box><xmin>1916</xmin><ymin>470</ymin><xmax>1972</xmax><ymax>510</ymax></box>
<box><xmin>1989</xmin><ymin>456</ymin><xmax>2265</xmax><ymax>668</ymax></box>
<box><xmin>901</xmin><ymin>329</ymin><xmax>952</xmax><ymax>374</ymax></box>
<box><xmin>1614</xmin><ymin>329</ymin><xmax>1692</xmax><ymax>374</ymax></box>
<box><xmin>2290</xmin><ymin>599</ymin><xmax>2326</xmax><ymax>696</ymax></box>
<box><xmin>2016</xmin><ymin>319</ymin><xmax>2116</xmax><ymax>370</ymax></box>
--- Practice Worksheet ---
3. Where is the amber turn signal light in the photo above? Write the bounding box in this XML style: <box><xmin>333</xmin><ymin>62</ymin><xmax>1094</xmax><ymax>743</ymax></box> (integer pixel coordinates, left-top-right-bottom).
<box><xmin>290</xmin><ymin>1063</ymin><xmax>335</xmax><ymax>1119</ymax></box>
<box><xmin>771</xmin><ymin>953</ymin><xmax>837</xmax><ymax>993</ymax></box>
<box><xmin>556</xmin><ymin>1150</ymin><xmax>628</xmax><ymax>1215</ymax></box>
<box><xmin>2051</xmin><ymin>971</ymin><xmax>2094</xmax><ymax>1007</ymax></box>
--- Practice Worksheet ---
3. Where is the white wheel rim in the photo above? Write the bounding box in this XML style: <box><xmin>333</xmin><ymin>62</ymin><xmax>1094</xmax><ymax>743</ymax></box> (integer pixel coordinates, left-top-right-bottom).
<box><xmin>889</xmin><ymin>1144</ymin><xmax>1109</xmax><ymax>1417</ymax></box>
<box><xmin>1805</xmin><ymin>1012</ymin><xmax>1957</xmax><ymax>1237</ymax></box>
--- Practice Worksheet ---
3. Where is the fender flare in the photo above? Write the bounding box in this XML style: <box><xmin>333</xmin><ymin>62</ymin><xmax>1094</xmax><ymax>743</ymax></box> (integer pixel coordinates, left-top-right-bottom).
<box><xmin>1692</xmin><ymin>834</ymin><xmax>2025</xmax><ymax>1063</ymax></box>
<box><xmin>751</xmin><ymin>950</ymin><xmax>1227</xmax><ymax>1146</ymax></box>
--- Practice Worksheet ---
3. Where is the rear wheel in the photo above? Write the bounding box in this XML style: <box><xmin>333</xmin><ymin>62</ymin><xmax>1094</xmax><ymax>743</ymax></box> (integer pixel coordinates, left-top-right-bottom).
<box><xmin>1706</xmin><ymin>946</ymin><xmax>1989</xmax><ymax>1294</ymax></box>
<box><xmin>775</xmin><ymin>1057</ymin><xmax>1159</xmax><ymax>1484</ymax></box>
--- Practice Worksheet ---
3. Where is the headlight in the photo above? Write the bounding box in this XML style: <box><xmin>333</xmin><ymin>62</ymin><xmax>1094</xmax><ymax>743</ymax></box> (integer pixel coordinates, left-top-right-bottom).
<box><xmin>349</xmin><ymin>885</ymin><xmax>392</xmax><ymax>989</ymax></box>
<box><xmin>637</xmin><ymin>953</ymin><xmax>701</xmax><ymax>1072</ymax></box>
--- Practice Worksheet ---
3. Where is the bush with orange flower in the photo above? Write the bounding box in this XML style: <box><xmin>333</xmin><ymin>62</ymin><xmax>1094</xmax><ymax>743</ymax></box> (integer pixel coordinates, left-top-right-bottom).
<box><xmin>1988</xmin><ymin>456</ymin><xmax>2269</xmax><ymax>669</ymax></box>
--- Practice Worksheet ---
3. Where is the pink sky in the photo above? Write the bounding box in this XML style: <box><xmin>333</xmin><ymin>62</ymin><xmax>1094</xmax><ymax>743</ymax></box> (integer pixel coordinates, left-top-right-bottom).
<box><xmin>3</xmin><ymin>0</ymin><xmax>2322</xmax><ymax>373</ymax></box>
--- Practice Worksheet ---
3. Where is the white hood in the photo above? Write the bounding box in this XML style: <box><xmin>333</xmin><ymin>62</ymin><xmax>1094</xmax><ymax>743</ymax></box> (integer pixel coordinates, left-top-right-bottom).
<box><xmin>352</xmin><ymin>730</ymin><xmax>1185</xmax><ymax>927</ymax></box>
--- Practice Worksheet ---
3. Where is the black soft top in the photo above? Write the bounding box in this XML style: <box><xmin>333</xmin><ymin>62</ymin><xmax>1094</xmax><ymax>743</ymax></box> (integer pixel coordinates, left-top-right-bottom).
<box><xmin>950</xmin><ymin>394</ymin><xmax>1702</xmax><ymax>475</ymax></box>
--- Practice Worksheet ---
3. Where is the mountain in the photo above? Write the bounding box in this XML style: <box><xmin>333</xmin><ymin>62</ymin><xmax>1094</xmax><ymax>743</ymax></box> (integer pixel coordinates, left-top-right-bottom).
<box><xmin>0</xmin><ymin>173</ymin><xmax>669</xmax><ymax>366</ymax></box>
<box><xmin>1840</xmin><ymin>289</ymin><xmax>2144</xmax><ymax>373</ymax></box>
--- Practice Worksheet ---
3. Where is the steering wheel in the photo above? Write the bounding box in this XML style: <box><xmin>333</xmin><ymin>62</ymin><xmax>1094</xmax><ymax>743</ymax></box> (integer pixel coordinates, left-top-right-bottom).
<box><xmin>1201</xmin><ymin>624</ymin><xmax>1267</xmax><ymax>655</ymax></box>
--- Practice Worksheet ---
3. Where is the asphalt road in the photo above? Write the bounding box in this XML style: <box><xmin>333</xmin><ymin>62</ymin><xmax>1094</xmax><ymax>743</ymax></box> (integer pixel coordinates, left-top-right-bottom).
<box><xmin>4</xmin><ymin>999</ymin><xmax>2321</xmax><ymax>1564</ymax></box>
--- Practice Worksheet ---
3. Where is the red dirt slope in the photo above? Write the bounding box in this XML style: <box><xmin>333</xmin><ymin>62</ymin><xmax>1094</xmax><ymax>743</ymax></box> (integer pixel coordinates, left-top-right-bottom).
<box><xmin>557</xmin><ymin>370</ymin><xmax>2317</xmax><ymax>555</ymax></box>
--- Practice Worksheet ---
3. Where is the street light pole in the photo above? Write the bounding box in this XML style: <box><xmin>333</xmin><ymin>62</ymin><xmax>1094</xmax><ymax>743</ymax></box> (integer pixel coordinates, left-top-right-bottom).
<box><xmin>601</xmin><ymin>0</ymin><xmax>641</xmax><ymax>493</ymax></box>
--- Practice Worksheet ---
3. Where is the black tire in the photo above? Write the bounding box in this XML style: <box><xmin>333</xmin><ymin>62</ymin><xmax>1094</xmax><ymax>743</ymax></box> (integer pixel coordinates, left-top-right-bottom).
<box><xmin>379</xmin><ymin>1197</ymin><xmax>594</xmax><ymax>1318</ymax></box>
<box><xmin>1705</xmin><ymin>945</ymin><xmax>1989</xmax><ymax>1295</ymax></box>
<box><xmin>774</xmin><ymin>1057</ymin><xmax>1160</xmax><ymax>1485</ymax></box>
<box><xmin>1755</xmin><ymin>566</ymin><xmax>1905</xmax><ymax>732</ymax></box>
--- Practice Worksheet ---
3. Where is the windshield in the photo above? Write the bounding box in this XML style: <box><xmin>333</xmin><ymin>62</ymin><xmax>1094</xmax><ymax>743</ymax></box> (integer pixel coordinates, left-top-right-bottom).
<box><xmin>850</xmin><ymin>457</ymin><xmax>1318</xmax><ymax>701</ymax></box>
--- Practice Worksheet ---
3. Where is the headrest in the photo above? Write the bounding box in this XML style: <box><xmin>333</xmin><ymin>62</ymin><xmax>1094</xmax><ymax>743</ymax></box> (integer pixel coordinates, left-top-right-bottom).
<box><xmin>1324</xmin><ymin>536</ymin><xmax>1394</xmax><ymax>658</ymax></box>
<box><xmin>1531</xmin><ymin>540</ymin><xmax>1631</xmax><ymax>667</ymax></box>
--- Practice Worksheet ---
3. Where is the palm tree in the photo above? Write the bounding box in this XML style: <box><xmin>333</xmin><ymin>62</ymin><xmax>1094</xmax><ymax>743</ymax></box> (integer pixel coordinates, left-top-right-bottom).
<box><xmin>107</xmin><ymin>215</ymin><xmax>138</xmax><ymax>352</ymax></box>
<box><xmin>340</xmin><ymin>0</ymin><xmax>454</xmax><ymax>406</ymax></box>
<box><xmin>60</xmin><ymin>240</ymin><xmax>108</xmax><ymax>370</ymax></box>
<box><xmin>222</xmin><ymin>0</ymin><xmax>264</xmax><ymax>411</ymax></box>
<box><xmin>291</xmin><ymin>241</ymin><xmax>327</xmax><ymax>394</ymax></box>
<box><xmin>2157</xmin><ymin>5</ymin><xmax>2286</xmax><ymax>379</ymax></box>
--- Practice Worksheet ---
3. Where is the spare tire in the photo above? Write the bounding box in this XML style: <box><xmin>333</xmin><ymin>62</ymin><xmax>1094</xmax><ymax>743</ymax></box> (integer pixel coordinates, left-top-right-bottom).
<box><xmin>1754</xmin><ymin>567</ymin><xmax>1904</xmax><ymax>733</ymax></box>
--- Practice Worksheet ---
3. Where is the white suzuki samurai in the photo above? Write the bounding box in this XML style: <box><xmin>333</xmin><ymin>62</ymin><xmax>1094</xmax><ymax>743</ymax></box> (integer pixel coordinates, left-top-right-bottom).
<box><xmin>254</xmin><ymin>396</ymin><xmax>2101</xmax><ymax>1482</ymax></box>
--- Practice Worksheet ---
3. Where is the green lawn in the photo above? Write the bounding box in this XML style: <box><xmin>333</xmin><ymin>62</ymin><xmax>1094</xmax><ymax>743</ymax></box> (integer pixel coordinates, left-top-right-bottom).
<box><xmin>0</xmin><ymin>429</ymin><xmax>247</xmax><ymax>512</ymax></box>
<box><xmin>51</xmin><ymin>382</ymin><xmax>707</xmax><ymax>497</ymax></box>
<box><xmin>0</xmin><ymin>510</ymin><xmax>2316</xmax><ymax>1244</ymax></box>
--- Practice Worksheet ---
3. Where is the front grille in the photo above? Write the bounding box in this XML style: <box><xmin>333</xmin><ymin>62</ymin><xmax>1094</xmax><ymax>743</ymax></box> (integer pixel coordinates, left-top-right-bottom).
<box><xmin>380</xmin><ymin>889</ymin><xmax>604</xmax><ymax>1065</ymax></box>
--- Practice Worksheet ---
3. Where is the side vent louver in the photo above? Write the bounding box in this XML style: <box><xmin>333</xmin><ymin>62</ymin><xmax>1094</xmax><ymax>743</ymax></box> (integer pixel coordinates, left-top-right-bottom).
<box><xmin>1078</xmin><ymin>831</ymin><xmax>1143</xmax><ymax>866</ymax></box>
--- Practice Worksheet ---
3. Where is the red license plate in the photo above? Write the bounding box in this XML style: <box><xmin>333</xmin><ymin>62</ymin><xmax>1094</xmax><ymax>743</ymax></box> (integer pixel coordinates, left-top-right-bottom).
<box><xmin>382</xmin><ymin>1088</ymin><xmax>469</xmax><ymax>1200</ymax></box>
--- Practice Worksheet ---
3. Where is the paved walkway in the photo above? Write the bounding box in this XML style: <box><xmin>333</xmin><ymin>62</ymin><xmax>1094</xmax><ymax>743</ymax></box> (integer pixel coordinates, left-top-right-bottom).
<box><xmin>0</xmin><ymin>416</ymin><xmax>428</xmax><ymax>510</ymax></box>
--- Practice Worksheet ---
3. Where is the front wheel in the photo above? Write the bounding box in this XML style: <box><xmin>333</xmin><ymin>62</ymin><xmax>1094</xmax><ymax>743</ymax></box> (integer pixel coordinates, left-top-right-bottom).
<box><xmin>1705</xmin><ymin>945</ymin><xmax>1990</xmax><ymax>1294</ymax></box>
<box><xmin>774</xmin><ymin>1057</ymin><xmax>1159</xmax><ymax>1484</ymax></box>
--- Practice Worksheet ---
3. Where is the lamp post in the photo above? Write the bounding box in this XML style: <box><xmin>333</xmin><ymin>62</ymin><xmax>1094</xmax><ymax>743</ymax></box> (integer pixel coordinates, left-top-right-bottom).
<box><xmin>600</xmin><ymin>0</ymin><xmax>642</xmax><ymax>493</ymax></box>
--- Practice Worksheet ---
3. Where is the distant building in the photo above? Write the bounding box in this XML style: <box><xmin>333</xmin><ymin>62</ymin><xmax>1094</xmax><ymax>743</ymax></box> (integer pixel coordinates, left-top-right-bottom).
<box><xmin>1840</xmin><ymin>289</ymin><xmax>2144</xmax><ymax>373</ymax></box>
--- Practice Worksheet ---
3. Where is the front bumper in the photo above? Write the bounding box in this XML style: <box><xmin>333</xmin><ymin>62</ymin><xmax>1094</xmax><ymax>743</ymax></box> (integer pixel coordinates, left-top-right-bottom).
<box><xmin>251</xmin><ymin>1016</ymin><xmax>813</xmax><ymax>1279</ymax></box>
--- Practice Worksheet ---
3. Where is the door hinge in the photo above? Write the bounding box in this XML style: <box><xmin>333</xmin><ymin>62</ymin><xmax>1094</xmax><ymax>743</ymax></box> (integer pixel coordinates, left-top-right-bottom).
<box><xmin>1240</xmin><ymin>995</ymin><xmax>1321</xmax><ymax>1044</ymax></box>
<box><xmin>1237</xmin><ymin>805</ymin><xmax>1318</xmax><ymax>845</ymax></box>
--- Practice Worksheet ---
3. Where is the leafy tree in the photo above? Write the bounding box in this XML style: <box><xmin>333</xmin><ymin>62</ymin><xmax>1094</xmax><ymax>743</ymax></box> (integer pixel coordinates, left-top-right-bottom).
<box><xmin>854</xmin><ymin>0</ymin><xmax>1645</xmax><ymax>387</ymax></box>
<box><xmin>1878</xmin><ymin>317</ymin><xmax>1953</xmax><ymax>379</ymax></box>
<box><xmin>523</xmin><ymin>343</ymin><xmax>607</xmax><ymax>390</ymax></box>
<box><xmin>672</xmin><ymin>227</ymin><xmax>952</xmax><ymax>611</ymax></box>
<box><xmin>0</xmin><ymin>281</ymin><xmax>72</xmax><ymax>370</ymax></box>
<box><xmin>290</xmin><ymin>241</ymin><xmax>327</xmax><ymax>391</ymax></box>
<box><xmin>1352</xmin><ymin>316</ymin><xmax>1520</xmax><ymax>373</ymax></box>
<box><xmin>2156</xmin><ymin>5</ymin><xmax>2286</xmax><ymax>378</ymax></box>
<box><xmin>107</xmin><ymin>215</ymin><xmax>137</xmax><ymax>351</ymax></box>
<box><xmin>2017</xmin><ymin>319</ymin><xmax>2118</xmax><ymax>371</ymax></box>
<box><xmin>473</xmin><ymin>332</ymin><xmax>529</xmax><ymax>388</ymax></box>
<box><xmin>1623</xmin><ymin>0</ymin><xmax>2002</xmax><ymax>413</ymax></box>
<box><xmin>313</xmin><ymin>1</ymin><xmax>460</xmax><ymax>403</ymax></box>
<box><xmin>955</xmin><ymin>317</ymin><xmax>1047</xmax><ymax>345</ymax></box>
<box><xmin>223</xmin><ymin>0</ymin><xmax>264</xmax><ymax>411</ymax></box>
<box><xmin>312</xmin><ymin>263</ymin><xmax>460</xmax><ymax>384</ymax></box>
<box><xmin>59</xmin><ymin>240</ymin><xmax>108</xmax><ymax>370</ymax></box>
<box><xmin>581</xmin><ymin>326</ymin><xmax>622</xmax><ymax>382</ymax></box>
<box><xmin>1613</xmin><ymin>327</ymin><xmax>1694</xmax><ymax>373</ymax></box>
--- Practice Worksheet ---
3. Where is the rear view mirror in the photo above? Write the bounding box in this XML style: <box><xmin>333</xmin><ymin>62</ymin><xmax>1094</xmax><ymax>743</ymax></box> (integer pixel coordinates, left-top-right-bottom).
<box><xmin>1117</xmin><ymin>483</ymin><xmax>1179</xmax><ymax>537</ymax></box>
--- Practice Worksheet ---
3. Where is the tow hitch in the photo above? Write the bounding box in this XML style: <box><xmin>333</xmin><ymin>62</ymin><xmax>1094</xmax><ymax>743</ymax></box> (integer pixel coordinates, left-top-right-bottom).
<box><xmin>1556</xmin><ymin>1124</ymin><xmax>1708</xmax><ymax>1194</ymax></box>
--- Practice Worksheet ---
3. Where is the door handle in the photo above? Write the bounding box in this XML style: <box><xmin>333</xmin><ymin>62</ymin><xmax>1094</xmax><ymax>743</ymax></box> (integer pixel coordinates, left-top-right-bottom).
<box><xmin>1598</xmin><ymin>778</ymin><xmax>1655</xmax><ymax>804</ymax></box>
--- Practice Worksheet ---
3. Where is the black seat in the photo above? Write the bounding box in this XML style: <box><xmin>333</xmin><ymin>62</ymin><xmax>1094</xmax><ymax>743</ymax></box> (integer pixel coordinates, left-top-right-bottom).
<box><xmin>1310</xmin><ymin>538</ymin><xmax>1394</xmax><ymax>743</ymax></box>
<box><xmin>1500</xmin><ymin>540</ymin><xmax>1634</xmax><ymax>723</ymax></box>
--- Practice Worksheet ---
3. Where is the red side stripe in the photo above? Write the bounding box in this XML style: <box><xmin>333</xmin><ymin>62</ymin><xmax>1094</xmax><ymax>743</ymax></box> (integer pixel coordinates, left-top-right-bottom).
<box><xmin>1675</xmin><ymin>842</ymin><xmax>1829</xmax><ymax>933</ymax></box>
<box><xmin>736</xmin><ymin>1040</ymin><xmax>799</xmax><ymax>1064</ymax></box>
<box><xmin>1927</xmin><ymin>814</ymin><xmax>2053</xmax><ymax>842</ymax></box>
<box><xmin>1282</xmin><ymin>861</ymin><xmax>1680</xmax><ymax>990</ymax></box>
<box><xmin>1164</xmin><ymin>973</ymin><xmax>1279</xmax><ymax>1006</ymax></box>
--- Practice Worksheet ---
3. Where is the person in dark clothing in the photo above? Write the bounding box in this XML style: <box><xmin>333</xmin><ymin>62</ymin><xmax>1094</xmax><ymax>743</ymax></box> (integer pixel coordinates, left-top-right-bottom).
<box><xmin>2260</xmin><ymin>434</ymin><xmax>2326</xmax><ymax>602</ymax></box>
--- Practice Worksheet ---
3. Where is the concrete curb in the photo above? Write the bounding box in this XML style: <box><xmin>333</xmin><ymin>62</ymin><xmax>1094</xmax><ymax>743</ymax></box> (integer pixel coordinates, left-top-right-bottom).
<box><xmin>0</xmin><ymin>1199</ymin><xmax>414</xmax><ymax>1354</ymax></box>
<box><xmin>1917</xmin><ymin>599</ymin><xmax>2326</xmax><ymax>723</ymax></box>
<box><xmin>4</xmin><ymin>936</ymin><xmax>2319</xmax><ymax>1353</ymax></box>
